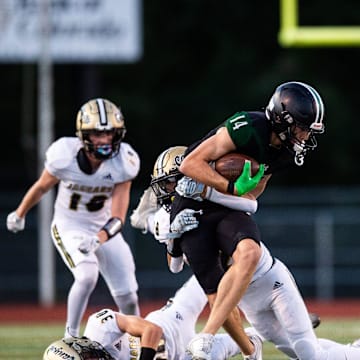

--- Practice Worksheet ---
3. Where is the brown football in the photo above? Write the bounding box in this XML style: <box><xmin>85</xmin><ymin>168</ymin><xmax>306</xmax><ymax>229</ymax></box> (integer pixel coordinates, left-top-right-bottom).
<box><xmin>215</xmin><ymin>153</ymin><xmax>260</xmax><ymax>181</ymax></box>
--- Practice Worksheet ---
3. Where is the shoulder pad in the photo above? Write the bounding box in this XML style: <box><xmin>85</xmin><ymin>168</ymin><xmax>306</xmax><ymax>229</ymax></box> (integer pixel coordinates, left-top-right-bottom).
<box><xmin>113</xmin><ymin>142</ymin><xmax>140</xmax><ymax>181</ymax></box>
<box><xmin>45</xmin><ymin>137</ymin><xmax>80</xmax><ymax>175</ymax></box>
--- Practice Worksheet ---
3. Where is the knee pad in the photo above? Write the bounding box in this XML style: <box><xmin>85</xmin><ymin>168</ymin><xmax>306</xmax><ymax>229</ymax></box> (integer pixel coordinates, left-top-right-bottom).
<box><xmin>276</xmin><ymin>345</ymin><xmax>298</xmax><ymax>359</ymax></box>
<box><xmin>292</xmin><ymin>338</ymin><xmax>324</xmax><ymax>360</ymax></box>
<box><xmin>114</xmin><ymin>292</ymin><xmax>139</xmax><ymax>315</ymax></box>
<box><xmin>72</xmin><ymin>262</ymin><xmax>99</xmax><ymax>289</ymax></box>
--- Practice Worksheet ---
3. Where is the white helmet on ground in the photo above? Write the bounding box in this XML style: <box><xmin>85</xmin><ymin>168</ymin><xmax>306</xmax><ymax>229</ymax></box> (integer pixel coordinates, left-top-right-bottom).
<box><xmin>43</xmin><ymin>337</ymin><xmax>114</xmax><ymax>360</ymax></box>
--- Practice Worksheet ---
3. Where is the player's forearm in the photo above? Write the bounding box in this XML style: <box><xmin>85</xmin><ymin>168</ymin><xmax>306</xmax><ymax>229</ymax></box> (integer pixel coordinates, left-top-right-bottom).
<box><xmin>111</xmin><ymin>182</ymin><xmax>131</xmax><ymax>223</ymax></box>
<box><xmin>111</xmin><ymin>195</ymin><xmax>128</xmax><ymax>224</ymax></box>
<box><xmin>140</xmin><ymin>323</ymin><xmax>163</xmax><ymax>350</ymax></box>
<box><xmin>16</xmin><ymin>183</ymin><xmax>49</xmax><ymax>217</ymax></box>
<box><xmin>206</xmin><ymin>188</ymin><xmax>258</xmax><ymax>213</ymax></box>
<box><xmin>180</xmin><ymin>160</ymin><xmax>229</xmax><ymax>194</ymax></box>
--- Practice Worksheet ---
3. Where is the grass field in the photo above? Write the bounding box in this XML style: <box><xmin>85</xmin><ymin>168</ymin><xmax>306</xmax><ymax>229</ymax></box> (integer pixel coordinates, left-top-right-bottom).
<box><xmin>0</xmin><ymin>318</ymin><xmax>359</xmax><ymax>359</ymax></box>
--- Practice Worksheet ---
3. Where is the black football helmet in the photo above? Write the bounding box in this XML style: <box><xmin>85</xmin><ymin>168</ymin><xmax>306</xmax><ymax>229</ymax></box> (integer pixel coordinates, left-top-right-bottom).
<box><xmin>265</xmin><ymin>81</ymin><xmax>325</xmax><ymax>166</ymax></box>
<box><xmin>76</xmin><ymin>98</ymin><xmax>126</xmax><ymax>160</ymax></box>
<box><xmin>150</xmin><ymin>146</ymin><xmax>186</xmax><ymax>209</ymax></box>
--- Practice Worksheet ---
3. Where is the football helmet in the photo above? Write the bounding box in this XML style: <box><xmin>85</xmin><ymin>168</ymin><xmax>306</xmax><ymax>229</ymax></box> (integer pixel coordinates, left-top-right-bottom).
<box><xmin>265</xmin><ymin>81</ymin><xmax>325</xmax><ymax>166</ymax></box>
<box><xmin>150</xmin><ymin>146</ymin><xmax>186</xmax><ymax>209</ymax></box>
<box><xmin>76</xmin><ymin>98</ymin><xmax>126</xmax><ymax>159</ymax></box>
<box><xmin>43</xmin><ymin>337</ymin><xmax>114</xmax><ymax>360</ymax></box>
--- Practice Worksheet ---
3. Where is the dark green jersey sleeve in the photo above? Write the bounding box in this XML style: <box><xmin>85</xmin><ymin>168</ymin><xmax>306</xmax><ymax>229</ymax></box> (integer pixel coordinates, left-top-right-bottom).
<box><xmin>224</xmin><ymin>111</ymin><xmax>272</xmax><ymax>164</ymax></box>
<box><xmin>225</xmin><ymin>111</ymin><xmax>255</xmax><ymax>147</ymax></box>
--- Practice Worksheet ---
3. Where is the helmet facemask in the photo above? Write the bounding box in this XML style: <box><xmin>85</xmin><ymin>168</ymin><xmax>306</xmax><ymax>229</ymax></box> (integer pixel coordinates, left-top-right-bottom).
<box><xmin>76</xmin><ymin>98</ymin><xmax>126</xmax><ymax>160</ymax></box>
<box><xmin>151</xmin><ymin>172</ymin><xmax>183</xmax><ymax>210</ymax></box>
<box><xmin>266</xmin><ymin>81</ymin><xmax>325</xmax><ymax>166</ymax></box>
<box><xmin>82</xmin><ymin>128</ymin><xmax>126</xmax><ymax>160</ymax></box>
<box><xmin>150</xmin><ymin>146</ymin><xmax>186</xmax><ymax>211</ymax></box>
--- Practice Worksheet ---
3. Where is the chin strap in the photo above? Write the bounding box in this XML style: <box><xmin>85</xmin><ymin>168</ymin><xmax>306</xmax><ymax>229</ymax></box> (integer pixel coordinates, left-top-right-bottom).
<box><xmin>294</xmin><ymin>153</ymin><xmax>304</xmax><ymax>166</ymax></box>
<box><xmin>293</xmin><ymin>141</ymin><xmax>306</xmax><ymax>166</ymax></box>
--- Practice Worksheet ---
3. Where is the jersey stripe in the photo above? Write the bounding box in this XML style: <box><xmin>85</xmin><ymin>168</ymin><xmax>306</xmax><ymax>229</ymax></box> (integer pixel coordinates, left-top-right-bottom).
<box><xmin>52</xmin><ymin>224</ymin><xmax>76</xmax><ymax>269</ymax></box>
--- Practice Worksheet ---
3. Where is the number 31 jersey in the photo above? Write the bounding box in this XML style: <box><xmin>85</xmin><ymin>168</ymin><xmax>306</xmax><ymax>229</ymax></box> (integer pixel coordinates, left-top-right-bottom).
<box><xmin>45</xmin><ymin>137</ymin><xmax>140</xmax><ymax>230</ymax></box>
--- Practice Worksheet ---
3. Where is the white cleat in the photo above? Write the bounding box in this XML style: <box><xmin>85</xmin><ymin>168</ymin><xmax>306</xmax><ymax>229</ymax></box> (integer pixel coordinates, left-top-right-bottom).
<box><xmin>186</xmin><ymin>333</ymin><xmax>214</xmax><ymax>360</ymax></box>
<box><xmin>243</xmin><ymin>334</ymin><xmax>263</xmax><ymax>360</ymax></box>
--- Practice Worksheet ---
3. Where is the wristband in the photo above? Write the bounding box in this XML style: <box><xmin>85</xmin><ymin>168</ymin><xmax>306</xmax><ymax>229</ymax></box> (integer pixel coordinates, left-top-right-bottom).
<box><xmin>227</xmin><ymin>181</ymin><xmax>235</xmax><ymax>194</ymax></box>
<box><xmin>167</xmin><ymin>239</ymin><xmax>183</xmax><ymax>258</ymax></box>
<box><xmin>139</xmin><ymin>347</ymin><xmax>156</xmax><ymax>360</ymax></box>
<box><xmin>101</xmin><ymin>217</ymin><xmax>122</xmax><ymax>239</ymax></box>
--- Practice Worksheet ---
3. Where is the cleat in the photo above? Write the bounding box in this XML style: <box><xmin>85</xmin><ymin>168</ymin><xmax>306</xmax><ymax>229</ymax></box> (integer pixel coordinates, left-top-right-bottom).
<box><xmin>309</xmin><ymin>312</ymin><xmax>321</xmax><ymax>329</ymax></box>
<box><xmin>186</xmin><ymin>333</ymin><xmax>214</xmax><ymax>360</ymax></box>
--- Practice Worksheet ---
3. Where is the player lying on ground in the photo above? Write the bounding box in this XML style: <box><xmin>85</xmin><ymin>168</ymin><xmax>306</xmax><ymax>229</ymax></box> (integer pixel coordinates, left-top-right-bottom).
<box><xmin>84</xmin><ymin>276</ymin><xmax>243</xmax><ymax>360</ymax></box>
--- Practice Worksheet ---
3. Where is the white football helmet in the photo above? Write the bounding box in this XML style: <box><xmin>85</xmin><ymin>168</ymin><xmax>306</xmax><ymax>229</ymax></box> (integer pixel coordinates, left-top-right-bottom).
<box><xmin>150</xmin><ymin>146</ymin><xmax>186</xmax><ymax>209</ymax></box>
<box><xmin>76</xmin><ymin>98</ymin><xmax>126</xmax><ymax>159</ymax></box>
<box><xmin>43</xmin><ymin>337</ymin><xmax>114</xmax><ymax>360</ymax></box>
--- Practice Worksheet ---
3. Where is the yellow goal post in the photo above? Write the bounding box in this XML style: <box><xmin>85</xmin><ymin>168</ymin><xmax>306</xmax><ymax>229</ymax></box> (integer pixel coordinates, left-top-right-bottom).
<box><xmin>279</xmin><ymin>0</ymin><xmax>360</xmax><ymax>47</ymax></box>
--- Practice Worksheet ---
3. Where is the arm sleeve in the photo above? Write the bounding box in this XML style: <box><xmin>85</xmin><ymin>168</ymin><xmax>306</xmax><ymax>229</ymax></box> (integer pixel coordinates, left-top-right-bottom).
<box><xmin>169</xmin><ymin>256</ymin><xmax>184</xmax><ymax>273</ymax></box>
<box><xmin>205</xmin><ymin>187</ymin><xmax>258</xmax><ymax>213</ymax></box>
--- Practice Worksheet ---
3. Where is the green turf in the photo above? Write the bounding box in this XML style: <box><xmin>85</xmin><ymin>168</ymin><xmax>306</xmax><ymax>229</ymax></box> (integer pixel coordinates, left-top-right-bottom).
<box><xmin>0</xmin><ymin>318</ymin><xmax>358</xmax><ymax>359</ymax></box>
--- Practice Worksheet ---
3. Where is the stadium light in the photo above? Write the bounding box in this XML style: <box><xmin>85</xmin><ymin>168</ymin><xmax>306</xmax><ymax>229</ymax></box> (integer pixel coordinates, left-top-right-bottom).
<box><xmin>279</xmin><ymin>0</ymin><xmax>360</xmax><ymax>47</ymax></box>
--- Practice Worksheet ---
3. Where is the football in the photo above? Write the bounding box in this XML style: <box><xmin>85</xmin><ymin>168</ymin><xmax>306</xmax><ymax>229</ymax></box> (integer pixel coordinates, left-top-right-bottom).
<box><xmin>214</xmin><ymin>153</ymin><xmax>260</xmax><ymax>181</ymax></box>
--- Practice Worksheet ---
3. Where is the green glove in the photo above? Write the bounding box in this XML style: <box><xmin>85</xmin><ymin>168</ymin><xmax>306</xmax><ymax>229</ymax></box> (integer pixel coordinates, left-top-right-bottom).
<box><xmin>233</xmin><ymin>161</ymin><xmax>265</xmax><ymax>196</ymax></box>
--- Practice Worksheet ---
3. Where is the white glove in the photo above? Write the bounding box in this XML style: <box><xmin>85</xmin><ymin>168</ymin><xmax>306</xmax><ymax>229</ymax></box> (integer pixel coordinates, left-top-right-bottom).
<box><xmin>78</xmin><ymin>235</ymin><xmax>101</xmax><ymax>254</ymax></box>
<box><xmin>175</xmin><ymin>176</ymin><xmax>206</xmax><ymax>201</ymax></box>
<box><xmin>6</xmin><ymin>211</ymin><xmax>25</xmax><ymax>233</ymax></box>
<box><xmin>168</xmin><ymin>209</ymin><xmax>202</xmax><ymax>238</ymax></box>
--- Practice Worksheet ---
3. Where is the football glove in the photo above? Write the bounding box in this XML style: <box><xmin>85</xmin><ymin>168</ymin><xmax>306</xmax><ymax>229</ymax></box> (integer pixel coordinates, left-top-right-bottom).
<box><xmin>233</xmin><ymin>161</ymin><xmax>265</xmax><ymax>196</ymax></box>
<box><xmin>78</xmin><ymin>235</ymin><xmax>101</xmax><ymax>254</ymax></box>
<box><xmin>175</xmin><ymin>176</ymin><xmax>206</xmax><ymax>201</ymax></box>
<box><xmin>168</xmin><ymin>209</ymin><xmax>202</xmax><ymax>238</ymax></box>
<box><xmin>6</xmin><ymin>211</ymin><xmax>25</xmax><ymax>233</ymax></box>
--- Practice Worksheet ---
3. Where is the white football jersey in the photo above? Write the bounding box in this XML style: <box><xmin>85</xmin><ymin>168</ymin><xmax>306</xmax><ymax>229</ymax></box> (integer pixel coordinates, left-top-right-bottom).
<box><xmin>84</xmin><ymin>309</ymin><xmax>141</xmax><ymax>360</ymax></box>
<box><xmin>152</xmin><ymin>206</ymin><xmax>171</xmax><ymax>242</ymax></box>
<box><xmin>145</xmin><ymin>276</ymin><xmax>207</xmax><ymax>360</ymax></box>
<box><xmin>45</xmin><ymin>137</ymin><xmax>140</xmax><ymax>230</ymax></box>
<box><xmin>84</xmin><ymin>277</ymin><xmax>241</xmax><ymax>360</ymax></box>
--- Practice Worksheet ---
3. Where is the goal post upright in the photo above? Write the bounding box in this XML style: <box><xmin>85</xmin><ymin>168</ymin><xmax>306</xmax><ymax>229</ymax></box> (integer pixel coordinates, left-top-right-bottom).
<box><xmin>279</xmin><ymin>0</ymin><xmax>360</xmax><ymax>47</ymax></box>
